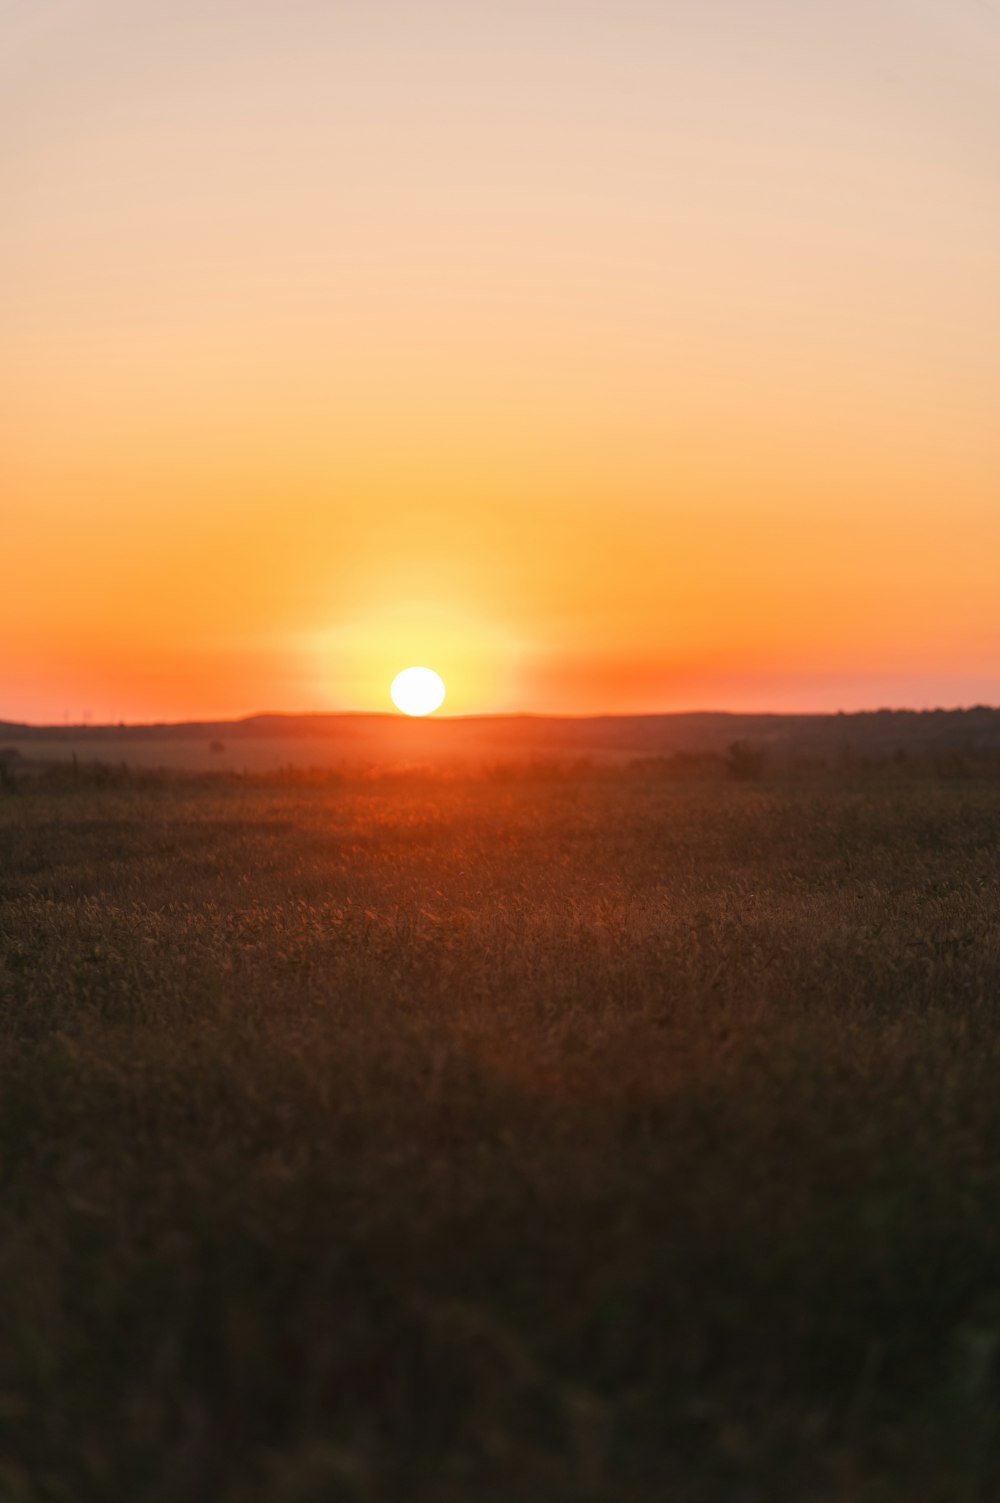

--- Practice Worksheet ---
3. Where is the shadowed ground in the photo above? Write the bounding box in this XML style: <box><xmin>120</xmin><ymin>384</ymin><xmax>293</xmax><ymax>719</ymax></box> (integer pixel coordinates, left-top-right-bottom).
<box><xmin>3</xmin><ymin>770</ymin><xmax>1000</xmax><ymax>1500</ymax></box>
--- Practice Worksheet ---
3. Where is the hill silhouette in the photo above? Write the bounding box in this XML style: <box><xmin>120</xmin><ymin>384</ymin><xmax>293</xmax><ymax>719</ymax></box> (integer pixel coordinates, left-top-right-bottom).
<box><xmin>4</xmin><ymin>707</ymin><xmax>1000</xmax><ymax>774</ymax></box>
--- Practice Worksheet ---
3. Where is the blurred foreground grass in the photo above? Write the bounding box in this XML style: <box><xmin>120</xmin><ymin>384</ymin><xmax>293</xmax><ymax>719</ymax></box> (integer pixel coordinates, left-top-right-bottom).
<box><xmin>3</xmin><ymin>770</ymin><xmax>1000</xmax><ymax>1500</ymax></box>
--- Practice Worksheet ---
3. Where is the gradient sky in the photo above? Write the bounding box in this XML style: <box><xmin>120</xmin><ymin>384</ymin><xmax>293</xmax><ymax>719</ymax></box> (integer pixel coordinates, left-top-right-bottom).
<box><xmin>3</xmin><ymin>0</ymin><xmax>999</xmax><ymax>721</ymax></box>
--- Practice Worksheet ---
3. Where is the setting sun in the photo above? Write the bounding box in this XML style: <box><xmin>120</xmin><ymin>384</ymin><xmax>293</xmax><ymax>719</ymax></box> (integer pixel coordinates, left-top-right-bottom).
<box><xmin>390</xmin><ymin>667</ymin><xmax>446</xmax><ymax>717</ymax></box>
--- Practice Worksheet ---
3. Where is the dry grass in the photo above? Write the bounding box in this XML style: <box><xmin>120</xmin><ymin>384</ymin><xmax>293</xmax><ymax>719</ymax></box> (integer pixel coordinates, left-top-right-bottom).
<box><xmin>3</xmin><ymin>770</ymin><xmax>1000</xmax><ymax>1500</ymax></box>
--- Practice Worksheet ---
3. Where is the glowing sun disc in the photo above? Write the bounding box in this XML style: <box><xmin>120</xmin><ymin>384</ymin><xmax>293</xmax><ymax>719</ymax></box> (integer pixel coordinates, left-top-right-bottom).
<box><xmin>390</xmin><ymin>666</ymin><xmax>446</xmax><ymax>716</ymax></box>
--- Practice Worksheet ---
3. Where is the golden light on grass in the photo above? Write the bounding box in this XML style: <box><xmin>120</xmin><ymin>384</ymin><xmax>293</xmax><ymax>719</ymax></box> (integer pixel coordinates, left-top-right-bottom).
<box><xmin>390</xmin><ymin>666</ymin><xmax>446</xmax><ymax>717</ymax></box>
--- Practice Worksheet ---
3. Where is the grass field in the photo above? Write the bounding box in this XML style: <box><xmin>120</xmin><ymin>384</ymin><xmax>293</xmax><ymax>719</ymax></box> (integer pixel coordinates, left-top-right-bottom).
<box><xmin>3</xmin><ymin>768</ymin><xmax>1000</xmax><ymax>1500</ymax></box>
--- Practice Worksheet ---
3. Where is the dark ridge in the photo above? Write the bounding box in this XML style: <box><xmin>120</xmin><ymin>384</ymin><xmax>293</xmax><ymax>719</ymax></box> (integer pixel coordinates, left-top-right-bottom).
<box><xmin>3</xmin><ymin>706</ymin><xmax>1000</xmax><ymax>760</ymax></box>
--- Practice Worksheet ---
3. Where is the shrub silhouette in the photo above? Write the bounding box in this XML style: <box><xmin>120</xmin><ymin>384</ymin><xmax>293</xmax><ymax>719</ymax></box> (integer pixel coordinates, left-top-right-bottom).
<box><xmin>725</xmin><ymin>739</ymin><xmax>765</xmax><ymax>781</ymax></box>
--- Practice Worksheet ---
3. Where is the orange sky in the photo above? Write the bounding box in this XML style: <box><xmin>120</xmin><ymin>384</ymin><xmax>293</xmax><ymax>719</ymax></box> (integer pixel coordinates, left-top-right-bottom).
<box><xmin>3</xmin><ymin>0</ymin><xmax>999</xmax><ymax>722</ymax></box>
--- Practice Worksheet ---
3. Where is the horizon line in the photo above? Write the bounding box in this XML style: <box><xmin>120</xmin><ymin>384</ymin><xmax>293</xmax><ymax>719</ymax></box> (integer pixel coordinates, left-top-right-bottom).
<box><xmin>5</xmin><ymin>703</ymin><xmax>1000</xmax><ymax>733</ymax></box>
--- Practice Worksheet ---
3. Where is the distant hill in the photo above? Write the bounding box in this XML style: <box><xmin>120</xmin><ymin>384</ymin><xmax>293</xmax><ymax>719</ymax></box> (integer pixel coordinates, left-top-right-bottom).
<box><xmin>4</xmin><ymin>707</ymin><xmax>1000</xmax><ymax>773</ymax></box>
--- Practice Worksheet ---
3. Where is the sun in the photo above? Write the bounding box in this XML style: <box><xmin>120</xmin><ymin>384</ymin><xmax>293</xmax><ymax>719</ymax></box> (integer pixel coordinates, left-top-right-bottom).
<box><xmin>390</xmin><ymin>666</ymin><xmax>446</xmax><ymax>716</ymax></box>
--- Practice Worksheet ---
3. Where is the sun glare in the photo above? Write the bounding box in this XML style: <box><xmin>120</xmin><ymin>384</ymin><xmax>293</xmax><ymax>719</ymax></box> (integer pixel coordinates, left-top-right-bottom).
<box><xmin>390</xmin><ymin>666</ymin><xmax>446</xmax><ymax>717</ymax></box>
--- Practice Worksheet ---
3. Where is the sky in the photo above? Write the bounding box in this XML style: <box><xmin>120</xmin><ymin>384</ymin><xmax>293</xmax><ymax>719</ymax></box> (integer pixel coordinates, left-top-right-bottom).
<box><xmin>3</xmin><ymin>0</ymin><xmax>998</xmax><ymax>721</ymax></box>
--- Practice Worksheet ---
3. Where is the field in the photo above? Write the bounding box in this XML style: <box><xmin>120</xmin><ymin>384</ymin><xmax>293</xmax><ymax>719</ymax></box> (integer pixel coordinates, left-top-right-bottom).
<box><xmin>3</xmin><ymin>766</ymin><xmax>1000</xmax><ymax>1500</ymax></box>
